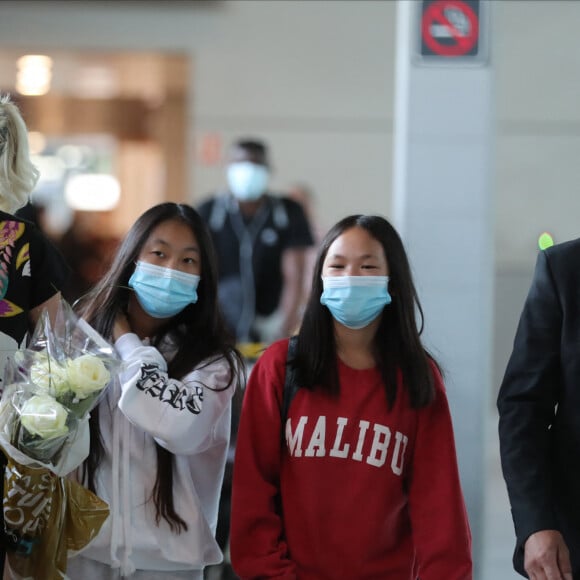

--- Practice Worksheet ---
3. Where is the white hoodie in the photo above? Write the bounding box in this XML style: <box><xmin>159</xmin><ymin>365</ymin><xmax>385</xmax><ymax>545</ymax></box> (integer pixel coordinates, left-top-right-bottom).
<box><xmin>72</xmin><ymin>332</ymin><xmax>235</xmax><ymax>576</ymax></box>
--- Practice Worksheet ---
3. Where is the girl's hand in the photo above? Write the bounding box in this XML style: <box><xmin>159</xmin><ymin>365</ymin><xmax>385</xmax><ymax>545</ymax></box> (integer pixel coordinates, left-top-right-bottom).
<box><xmin>113</xmin><ymin>313</ymin><xmax>132</xmax><ymax>341</ymax></box>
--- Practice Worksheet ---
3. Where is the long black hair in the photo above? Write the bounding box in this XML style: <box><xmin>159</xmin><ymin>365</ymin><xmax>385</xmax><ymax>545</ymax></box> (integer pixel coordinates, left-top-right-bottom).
<box><xmin>76</xmin><ymin>202</ymin><xmax>244</xmax><ymax>532</ymax></box>
<box><xmin>293</xmin><ymin>214</ymin><xmax>436</xmax><ymax>409</ymax></box>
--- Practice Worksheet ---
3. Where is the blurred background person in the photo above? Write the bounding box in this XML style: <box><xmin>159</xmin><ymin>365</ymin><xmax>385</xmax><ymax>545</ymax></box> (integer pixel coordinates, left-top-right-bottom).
<box><xmin>286</xmin><ymin>182</ymin><xmax>325</xmax><ymax>321</ymax></box>
<box><xmin>197</xmin><ymin>138</ymin><xmax>314</xmax><ymax>347</ymax></box>
<box><xmin>56</xmin><ymin>211</ymin><xmax>119</xmax><ymax>304</ymax></box>
<box><xmin>16</xmin><ymin>202</ymin><xmax>119</xmax><ymax>306</ymax></box>
<box><xmin>286</xmin><ymin>182</ymin><xmax>324</xmax><ymax>242</ymax></box>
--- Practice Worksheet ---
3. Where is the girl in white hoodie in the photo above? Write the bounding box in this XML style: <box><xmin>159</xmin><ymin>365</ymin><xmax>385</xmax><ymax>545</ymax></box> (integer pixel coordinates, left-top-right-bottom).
<box><xmin>67</xmin><ymin>202</ymin><xmax>244</xmax><ymax>579</ymax></box>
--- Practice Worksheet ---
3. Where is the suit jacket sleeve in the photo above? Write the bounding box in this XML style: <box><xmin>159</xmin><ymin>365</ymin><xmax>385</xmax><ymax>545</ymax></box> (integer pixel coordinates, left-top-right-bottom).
<box><xmin>497</xmin><ymin>248</ymin><xmax>561</xmax><ymax>563</ymax></box>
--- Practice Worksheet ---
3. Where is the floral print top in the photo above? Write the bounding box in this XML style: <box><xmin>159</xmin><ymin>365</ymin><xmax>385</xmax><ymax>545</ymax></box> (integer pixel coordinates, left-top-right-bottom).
<box><xmin>0</xmin><ymin>211</ymin><xmax>68</xmax><ymax>389</ymax></box>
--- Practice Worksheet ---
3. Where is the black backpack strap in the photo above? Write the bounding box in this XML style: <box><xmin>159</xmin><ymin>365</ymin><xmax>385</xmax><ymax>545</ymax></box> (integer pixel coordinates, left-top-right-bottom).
<box><xmin>207</xmin><ymin>193</ymin><xmax>229</xmax><ymax>232</ymax></box>
<box><xmin>281</xmin><ymin>336</ymin><xmax>299</xmax><ymax>446</ymax></box>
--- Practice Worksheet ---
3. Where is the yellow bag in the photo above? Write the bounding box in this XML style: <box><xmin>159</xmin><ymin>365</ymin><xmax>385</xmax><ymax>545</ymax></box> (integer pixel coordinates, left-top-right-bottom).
<box><xmin>3</xmin><ymin>454</ymin><xmax>109</xmax><ymax>580</ymax></box>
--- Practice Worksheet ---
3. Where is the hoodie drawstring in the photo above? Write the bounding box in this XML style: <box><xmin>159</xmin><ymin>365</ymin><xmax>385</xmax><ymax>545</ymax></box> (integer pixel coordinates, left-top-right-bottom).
<box><xmin>109</xmin><ymin>401</ymin><xmax>121</xmax><ymax>570</ymax></box>
<box><xmin>121</xmin><ymin>415</ymin><xmax>135</xmax><ymax>576</ymax></box>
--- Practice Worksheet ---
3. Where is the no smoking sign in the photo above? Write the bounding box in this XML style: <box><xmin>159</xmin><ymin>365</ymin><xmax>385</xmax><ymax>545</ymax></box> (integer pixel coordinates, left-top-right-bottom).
<box><xmin>420</xmin><ymin>0</ymin><xmax>481</xmax><ymax>59</ymax></box>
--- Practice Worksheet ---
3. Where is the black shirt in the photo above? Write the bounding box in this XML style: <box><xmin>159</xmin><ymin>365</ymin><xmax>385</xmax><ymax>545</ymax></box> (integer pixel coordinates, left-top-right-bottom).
<box><xmin>198</xmin><ymin>193</ymin><xmax>314</xmax><ymax>341</ymax></box>
<box><xmin>0</xmin><ymin>212</ymin><xmax>69</xmax><ymax>387</ymax></box>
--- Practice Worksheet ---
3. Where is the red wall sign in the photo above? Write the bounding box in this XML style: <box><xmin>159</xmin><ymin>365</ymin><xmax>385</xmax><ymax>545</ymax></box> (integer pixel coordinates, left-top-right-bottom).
<box><xmin>420</xmin><ymin>0</ymin><xmax>480</xmax><ymax>58</ymax></box>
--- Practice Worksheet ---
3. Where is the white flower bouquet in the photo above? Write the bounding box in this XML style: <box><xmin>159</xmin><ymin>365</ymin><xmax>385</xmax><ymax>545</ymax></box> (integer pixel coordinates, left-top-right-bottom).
<box><xmin>0</xmin><ymin>298</ymin><xmax>117</xmax><ymax>580</ymax></box>
<box><xmin>0</xmin><ymin>299</ymin><xmax>119</xmax><ymax>469</ymax></box>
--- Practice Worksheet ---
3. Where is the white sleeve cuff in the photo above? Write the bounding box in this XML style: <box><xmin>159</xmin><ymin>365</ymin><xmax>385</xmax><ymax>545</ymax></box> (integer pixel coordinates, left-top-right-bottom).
<box><xmin>114</xmin><ymin>332</ymin><xmax>143</xmax><ymax>359</ymax></box>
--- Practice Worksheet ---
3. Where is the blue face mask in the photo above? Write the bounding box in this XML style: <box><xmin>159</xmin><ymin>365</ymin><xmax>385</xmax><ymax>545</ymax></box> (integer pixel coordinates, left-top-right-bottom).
<box><xmin>128</xmin><ymin>261</ymin><xmax>200</xmax><ymax>319</ymax></box>
<box><xmin>320</xmin><ymin>275</ymin><xmax>391</xmax><ymax>329</ymax></box>
<box><xmin>227</xmin><ymin>161</ymin><xmax>269</xmax><ymax>201</ymax></box>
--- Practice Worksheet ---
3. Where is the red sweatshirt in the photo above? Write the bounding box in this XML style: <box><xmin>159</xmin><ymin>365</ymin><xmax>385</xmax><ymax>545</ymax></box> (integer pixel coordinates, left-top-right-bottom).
<box><xmin>231</xmin><ymin>339</ymin><xmax>472</xmax><ymax>580</ymax></box>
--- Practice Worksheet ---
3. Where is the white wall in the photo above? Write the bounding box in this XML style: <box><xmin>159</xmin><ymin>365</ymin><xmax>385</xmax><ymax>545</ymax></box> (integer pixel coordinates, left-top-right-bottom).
<box><xmin>492</xmin><ymin>0</ymin><xmax>580</xmax><ymax>400</ymax></box>
<box><xmin>2</xmin><ymin>1</ymin><xmax>580</xmax><ymax>259</ymax></box>
<box><xmin>495</xmin><ymin>0</ymin><xmax>580</xmax><ymax>268</ymax></box>
<box><xmin>191</xmin><ymin>0</ymin><xmax>396</xmax><ymax>230</ymax></box>
<box><xmin>4</xmin><ymin>1</ymin><xmax>579</xmax><ymax>264</ymax></box>
<box><xmin>0</xmin><ymin>0</ymin><xmax>396</xmax><ymax>234</ymax></box>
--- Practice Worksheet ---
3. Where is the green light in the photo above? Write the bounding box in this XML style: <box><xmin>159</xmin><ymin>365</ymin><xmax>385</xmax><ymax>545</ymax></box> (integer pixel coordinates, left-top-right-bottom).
<box><xmin>538</xmin><ymin>232</ymin><xmax>554</xmax><ymax>251</ymax></box>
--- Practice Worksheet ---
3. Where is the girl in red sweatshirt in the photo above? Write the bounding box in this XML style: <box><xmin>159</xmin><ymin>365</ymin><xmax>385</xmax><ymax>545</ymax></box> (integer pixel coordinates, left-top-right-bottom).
<box><xmin>230</xmin><ymin>214</ymin><xmax>472</xmax><ymax>580</ymax></box>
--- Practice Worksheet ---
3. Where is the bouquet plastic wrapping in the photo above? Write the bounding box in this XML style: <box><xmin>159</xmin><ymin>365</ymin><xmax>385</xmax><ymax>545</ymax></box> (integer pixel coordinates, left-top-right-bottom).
<box><xmin>0</xmin><ymin>298</ymin><xmax>119</xmax><ymax>579</ymax></box>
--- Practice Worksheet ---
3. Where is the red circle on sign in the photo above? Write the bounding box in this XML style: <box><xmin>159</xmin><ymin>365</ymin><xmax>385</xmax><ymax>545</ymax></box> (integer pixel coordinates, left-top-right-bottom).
<box><xmin>422</xmin><ymin>0</ymin><xmax>478</xmax><ymax>57</ymax></box>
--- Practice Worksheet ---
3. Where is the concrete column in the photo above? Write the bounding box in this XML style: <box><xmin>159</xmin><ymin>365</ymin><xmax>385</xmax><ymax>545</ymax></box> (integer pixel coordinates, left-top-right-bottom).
<box><xmin>392</xmin><ymin>1</ymin><xmax>494</xmax><ymax>576</ymax></box>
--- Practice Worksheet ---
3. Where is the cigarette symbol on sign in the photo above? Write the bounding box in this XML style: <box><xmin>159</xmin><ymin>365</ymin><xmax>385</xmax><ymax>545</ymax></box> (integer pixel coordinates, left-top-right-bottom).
<box><xmin>421</xmin><ymin>0</ymin><xmax>479</xmax><ymax>57</ymax></box>
<box><xmin>430</xmin><ymin>8</ymin><xmax>471</xmax><ymax>39</ymax></box>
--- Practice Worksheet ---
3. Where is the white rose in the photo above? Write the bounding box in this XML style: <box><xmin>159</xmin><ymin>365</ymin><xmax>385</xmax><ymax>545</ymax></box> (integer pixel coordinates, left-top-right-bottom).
<box><xmin>66</xmin><ymin>354</ymin><xmax>111</xmax><ymax>399</ymax></box>
<box><xmin>30</xmin><ymin>354</ymin><xmax>69</xmax><ymax>395</ymax></box>
<box><xmin>20</xmin><ymin>394</ymin><xmax>69</xmax><ymax>439</ymax></box>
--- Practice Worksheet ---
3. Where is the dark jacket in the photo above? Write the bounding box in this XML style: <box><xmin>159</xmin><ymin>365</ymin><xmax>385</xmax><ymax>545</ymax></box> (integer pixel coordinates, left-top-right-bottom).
<box><xmin>498</xmin><ymin>237</ymin><xmax>580</xmax><ymax>577</ymax></box>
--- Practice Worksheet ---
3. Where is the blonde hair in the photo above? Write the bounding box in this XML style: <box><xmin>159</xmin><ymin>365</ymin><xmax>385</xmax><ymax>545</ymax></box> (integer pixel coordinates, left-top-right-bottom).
<box><xmin>0</xmin><ymin>94</ymin><xmax>39</xmax><ymax>213</ymax></box>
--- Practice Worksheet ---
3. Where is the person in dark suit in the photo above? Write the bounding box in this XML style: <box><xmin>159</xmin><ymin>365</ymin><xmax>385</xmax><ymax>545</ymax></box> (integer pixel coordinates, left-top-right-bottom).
<box><xmin>498</xmin><ymin>239</ymin><xmax>580</xmax><ymax>580</ymax></box>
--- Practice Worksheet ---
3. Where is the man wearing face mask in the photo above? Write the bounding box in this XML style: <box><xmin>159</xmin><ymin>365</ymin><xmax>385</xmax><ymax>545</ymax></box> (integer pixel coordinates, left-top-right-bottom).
<box><xmin>198</xmin><ymin>138</ymin><xmax>314</xmax><ymax>346</ymax></box>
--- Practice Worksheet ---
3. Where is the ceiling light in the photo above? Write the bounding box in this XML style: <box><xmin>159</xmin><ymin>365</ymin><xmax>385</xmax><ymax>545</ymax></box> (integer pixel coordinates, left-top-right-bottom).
<box><xmin>64</xmin><ymin>173</ymin><xmax>121</xmax><ymax>211</ymax></box>
<box><xmin>16</xmin><ymin>55</ymin><xmax>53</xmax><ymax>96</ymax></box>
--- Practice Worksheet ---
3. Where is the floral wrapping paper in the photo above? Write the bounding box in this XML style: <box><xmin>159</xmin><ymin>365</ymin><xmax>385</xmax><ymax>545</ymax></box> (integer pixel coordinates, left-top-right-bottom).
<box><xmin>2</xmin><ymin>455</ymin><xmax>109</xmax><ymax>580</ymax></box>
<box><xmin>0</xmin><ymin>298</ymin><xmax>119</xmax><ymax>579</ymax></box>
